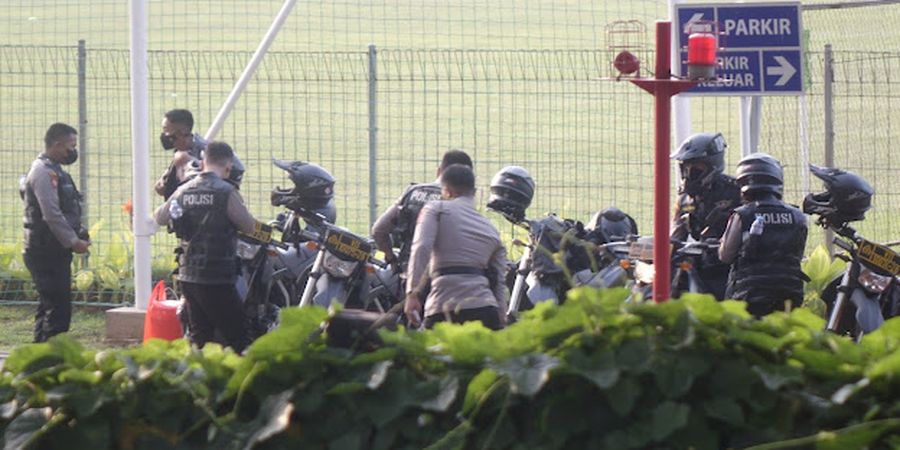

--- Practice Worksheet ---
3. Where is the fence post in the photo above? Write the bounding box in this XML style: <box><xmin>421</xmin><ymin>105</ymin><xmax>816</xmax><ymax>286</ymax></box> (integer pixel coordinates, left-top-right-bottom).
<box><xmin>77</xmin><ymin>39</ymin><xmax>89</xmax><ymax>267</ymax></box>
<box><xmin>367</xmin><ymin>44</ymin><xmax>378</xmax><ymax>227</ymax></box>
<box><xmin>823</xmin><ymin>44</ymin><xmax>835</xmax><ymax>255</ymax></box>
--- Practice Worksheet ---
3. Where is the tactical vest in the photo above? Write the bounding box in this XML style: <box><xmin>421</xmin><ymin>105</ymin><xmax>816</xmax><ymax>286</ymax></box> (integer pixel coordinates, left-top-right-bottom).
<box><xmin>726</xmin><ymin>199</ymin><xmax>808</xmax><ymax>300</ymax></box>
<box><xmin>392</xmin><ymin>182</ymin><xmax>442</xmax><ymax>265</ymax></box>
<box><xmin>172</xmin><ymin>172</ymin><xmax>238</xmax><ymax>284</ymax></box>
<box><xmin>676</xmin><ymin>174</ymin><xmax>741</xmax><ymax>241</ymax></box>
<box><xmin>23</xmin><ymin>156</ymin><xmax>82</xmax><ymax>252</ymax></box>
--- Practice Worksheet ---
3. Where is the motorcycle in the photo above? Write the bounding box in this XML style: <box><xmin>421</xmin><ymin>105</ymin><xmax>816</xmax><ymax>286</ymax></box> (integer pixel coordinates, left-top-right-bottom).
<box><xmin>502</xmin><ymin>211</ymin><xmax>645</xmax><ymax>320</ymax></box>
<box><xmin>624</xmin><ymin>236</ymin><xmax>721</xmax><ymax>302</ymax></box>
<box><xmin>501</xmin><ymin>214</ymin><xmax>595</xmax><ymax>317</ymax></box>
<box><xmin>802</xmin><ymin>163</ymin><xmax>899</xmax><ymax>339</ymax></box>
<box><xmin>570</xmin><ymin>239</ymin><xmax>635</xmax><ymax>292</ymax></box>
<box><xmin>236</xmin><ymin>210</ymin><xmax>319</xmax><ymax>338</ymax></box>
<box><xmin>817</xmin><ymin>224</ymin><xmax>900</xmax><ymax>339</ymax></box>
<box><xmin>295</xmin><ymin>208</ymin><xmax>398</xmax><ymax>312</ymax></box>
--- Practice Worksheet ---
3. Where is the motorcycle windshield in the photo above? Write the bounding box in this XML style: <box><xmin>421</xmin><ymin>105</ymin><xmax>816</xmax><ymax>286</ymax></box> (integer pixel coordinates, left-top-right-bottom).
<box><xmin>850</xmin><ymin>288</ymin><xmax>886</xmax><ymax>334</ymax></box>
<box><xmin>525</xmin><ymin>272</ymin><xmax>559</xmax><ymax>305</ymax></box>
<box><xmin>531</xmin><ymin>218</ymin><xmax>594</xmax><ymax>276</ymax></box>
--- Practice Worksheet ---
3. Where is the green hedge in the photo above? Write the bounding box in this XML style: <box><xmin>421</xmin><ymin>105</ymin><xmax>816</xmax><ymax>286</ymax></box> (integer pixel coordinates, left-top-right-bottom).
<box><xmin>2</xmin><ymin>288</ymin><xmax>900</xmax><ymax>449</ymax></box>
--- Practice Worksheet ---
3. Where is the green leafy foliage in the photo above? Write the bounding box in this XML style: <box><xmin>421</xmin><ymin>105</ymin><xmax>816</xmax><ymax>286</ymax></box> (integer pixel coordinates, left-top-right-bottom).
<box><xmin>0</xmin><ymin>218</ymin><xmax>172</xmax><ymax>303</ymax></box>
<box><xmin>802</xmin><ymin>245</ymin><xmax>847</xmax><ymax>317</ymax></box>
<box><xmin>1</xmin><ymin>288</ymin><xmax>900</xmax><ymax>449</ymax></box>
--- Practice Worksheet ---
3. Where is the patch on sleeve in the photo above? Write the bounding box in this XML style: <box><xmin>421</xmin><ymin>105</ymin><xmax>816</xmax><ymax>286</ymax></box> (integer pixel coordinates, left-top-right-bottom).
<box><xmin>48</xmin><ymin>171</ymin><xmax>59</xmax><ymax>189</ymax></box>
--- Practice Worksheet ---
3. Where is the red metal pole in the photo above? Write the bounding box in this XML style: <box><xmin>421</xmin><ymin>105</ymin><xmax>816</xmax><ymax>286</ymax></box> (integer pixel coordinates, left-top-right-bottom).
<box><xmin>629</xmin><ymin>21</ymin><xmax>698</xmax><ymax>302</ymax></box>
<box><xmin>652</xmin><ymin>21</ymin><xmax>672</xmax><ymax>303</ymax></box>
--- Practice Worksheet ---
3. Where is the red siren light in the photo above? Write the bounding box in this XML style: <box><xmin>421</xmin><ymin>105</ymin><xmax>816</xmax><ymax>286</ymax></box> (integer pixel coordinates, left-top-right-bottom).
<box><xmin>686</xmin><ymin>31</ymin><xmax>717</xmax><ymax>80</ymax></box>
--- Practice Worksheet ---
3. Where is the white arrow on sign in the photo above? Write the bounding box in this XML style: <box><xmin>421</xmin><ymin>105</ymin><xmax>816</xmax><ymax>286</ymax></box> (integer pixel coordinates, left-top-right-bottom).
<box><xmin>683</xmin><ymin>13</ymin><xmax>704</xmax><ymax>34</ymax></box>
<box><xmin>766</xmin><ymin>56</ymin><xmax>796</xmax><ymax>86</ymax></box>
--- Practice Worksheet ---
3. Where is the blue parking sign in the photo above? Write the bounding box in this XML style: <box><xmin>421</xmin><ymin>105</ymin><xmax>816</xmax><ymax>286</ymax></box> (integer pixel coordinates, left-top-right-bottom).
<box><xmin>675</xmin><ymin>2</ymin><xmax>804</xmax><ymax>96</ymax></box>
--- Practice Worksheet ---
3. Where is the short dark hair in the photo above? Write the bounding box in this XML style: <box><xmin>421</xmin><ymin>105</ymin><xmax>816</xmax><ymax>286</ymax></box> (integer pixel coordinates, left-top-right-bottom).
<box><xmin>44</xmin><ymin>123</ymin><xmax>77</xmax><ymax>148</ymax></box>
<box><xmin>204</xmin><ymin>141</ymin><xmax>234</xmax><ymax>166</ymax></box>
<box><xmin>440</xmin><ymin>164</ymin><xmax>476</xmax><ymax>194</ymax></box>
<box><xmin>439</xmin><ymin>149</ymin><xmax>473</xmax><ymax>170</ymax></box>
<box><xmin>164</xmin><ymin>109</ymin><xmax>194</xmax><ymax>131</ymax></box>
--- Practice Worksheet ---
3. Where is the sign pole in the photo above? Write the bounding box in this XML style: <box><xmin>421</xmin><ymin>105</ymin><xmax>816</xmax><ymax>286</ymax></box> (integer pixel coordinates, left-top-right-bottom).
<box><xmin>653</xmin><ymin>49</ymin><xmax>673</xmax><ymax>304</ymax></box>
<box><xmin>629</xmin><ymin>21</ymin><xmax>698</xmax><ymax>303</ymax></box>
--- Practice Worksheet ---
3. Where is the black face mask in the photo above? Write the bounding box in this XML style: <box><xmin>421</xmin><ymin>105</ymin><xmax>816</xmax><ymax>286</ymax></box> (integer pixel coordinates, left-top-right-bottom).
<box><xmin>160</xmin><ymin>132</ymin><xmax>177</xmax><ymax>150</ymax></box>
<box><xmin>61</xmin><ymin>148</ymin><xmax>78</xmax><ymax>165</ymax></box>
<box><xmin>680</xmin><ymin>162</ymin><xmax>710</xmax><ymax>196</ymax></box>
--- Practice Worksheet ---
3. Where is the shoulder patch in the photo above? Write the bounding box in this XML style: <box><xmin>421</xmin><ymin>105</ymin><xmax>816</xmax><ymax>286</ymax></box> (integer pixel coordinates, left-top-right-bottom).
<box><xmin>48</xmin><ymin>170</ymin><xmax>59</xmax><ymax>188</ymax></box>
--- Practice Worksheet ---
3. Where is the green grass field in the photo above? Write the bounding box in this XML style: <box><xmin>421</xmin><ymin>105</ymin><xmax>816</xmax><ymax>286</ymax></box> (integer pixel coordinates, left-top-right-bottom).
<box><xmin>0</xmin><ymin>305</ymin><xmax>108</xmax><ymax>351</ymax></box>
<box><xmin>1</xmin><ymin>1</ymin><xmax>899</xmax><ymax>301</ymax></box>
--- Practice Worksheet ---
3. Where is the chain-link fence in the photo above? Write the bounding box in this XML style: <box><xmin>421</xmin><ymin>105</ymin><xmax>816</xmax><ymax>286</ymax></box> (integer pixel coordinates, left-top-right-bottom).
<box><xmin>1</xmin><ymin>1</ymin><xmax>899</xmax><ymax>303</ymax></box>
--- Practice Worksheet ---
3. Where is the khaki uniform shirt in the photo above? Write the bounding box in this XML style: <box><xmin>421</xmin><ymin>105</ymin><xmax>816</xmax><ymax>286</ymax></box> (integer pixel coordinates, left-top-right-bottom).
<box><xmin>406</xmin><ymin>195</ymin><xmax>509</xmax><ymax>317</ymax></box>
<box><xmin>718</xmin><ymin>213</ymin><xmax>743</xmax><ymax>264</ymax></box>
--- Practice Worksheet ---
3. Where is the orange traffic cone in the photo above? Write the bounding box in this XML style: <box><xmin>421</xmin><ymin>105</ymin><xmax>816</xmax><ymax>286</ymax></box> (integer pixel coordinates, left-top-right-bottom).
<box><xmin>143</xmin><ymin>280</ymin><xmax>185</xmax><ymax>342</ymax></box>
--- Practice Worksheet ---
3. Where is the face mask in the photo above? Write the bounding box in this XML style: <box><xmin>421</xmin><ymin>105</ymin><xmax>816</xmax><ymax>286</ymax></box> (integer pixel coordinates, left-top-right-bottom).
<box><xmin>61</xmin><ymin>147</ymin><xmax>78</xmax><ymax>165</ymax></box>
<box><xmin>160</xmin><ymin>132</ymin><xmax>177</xmax><ymax>150</ymax></box>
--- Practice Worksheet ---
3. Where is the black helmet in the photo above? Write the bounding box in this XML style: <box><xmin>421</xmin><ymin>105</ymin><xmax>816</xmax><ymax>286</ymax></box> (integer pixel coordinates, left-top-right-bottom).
<box><xmin>270</xmin><ymin>159</ymin><xmax>335</xmax><ymax>212</ymax></box>
<box><xmin>486</xmin><ymin>166</ymin><xmax>535</xmax><ymax>223</ymax></box>
<box><xmin>671</xmin><ymin>132</ymin><xmax>727</xmax><ymax>195</ymax></box>
<box><xmin>735</xmin><ymin>152</ymin><xmax>784</xmax><ymax>198</ymax></box>
<box><xmin>586</xmin><ymin>207</ymin><xmax>638</xmax><ymax>243</ymax></box>
<box><xmin>303</xmin><ymin>198</ymin><xmax>337</xmax><ymax>234</ymax></box>
<box><xmin>802</xmin><ymin>165</ymin><xmax>873</xmax><ymax>224</ymax></box>
<box><xmin>227</xmin><ymin>156</ymin><xmax>245</xmax><ymax>187</ymax></box>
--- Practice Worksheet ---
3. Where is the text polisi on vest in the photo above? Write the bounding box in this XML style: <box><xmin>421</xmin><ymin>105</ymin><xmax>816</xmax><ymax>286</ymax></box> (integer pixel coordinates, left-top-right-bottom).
<box><xmin>754</xmin><ymin>212</ymin><xmax>793</xmax><ymax>225</ymax></box>
<box><xmin>182</xmin><ymin>193</ymin><xmax>215</xmax><ymax>206</ymax></box>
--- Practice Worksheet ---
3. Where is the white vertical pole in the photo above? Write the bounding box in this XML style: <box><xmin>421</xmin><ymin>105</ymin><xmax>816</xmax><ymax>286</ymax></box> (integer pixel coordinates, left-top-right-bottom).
<box><xmin>749</xmin><ymin>96</ymin><xmax>762</xmax><ymax>153</ymax></box>
<box><xmin>130</xmin><ymin>0</ymin><xmax>151</xmax><ymax>310</ymax></box>
<box><xmin>367</xmin><ymin>44</ymin><xmax>378</xmax><ymax>228</ymax></box>
<box><xmin>740</xmin><ymin>96</ymin><xmax>763</xmax><ymax>156</ymax></box>
<box><xmin>740</xmin><ymin>96</ymin><xmax>752</xmax><ymax>156</ymax></box>
<box><xmin>799</xmin><ymin>94</ymin><xmax>810</xmax><ymax>195</ymax></box>
<box><xmin>670</xmin><ymin>0</ymin><xmax>691</xmax><ymax>174</ymax></box>
<box><xmin>77</xmin><ymin>39</ymin><xmax>89</xmax><ymax>268</ymax></box>
<box><xmin>205</xmin><ymin>0</ymin><xmax>298</xmax><ymax>141</ymax></box>
<box><xmin>823</xmin><ymin>44</ymin><xmax>835</xmax><ymax>254</ymax></box>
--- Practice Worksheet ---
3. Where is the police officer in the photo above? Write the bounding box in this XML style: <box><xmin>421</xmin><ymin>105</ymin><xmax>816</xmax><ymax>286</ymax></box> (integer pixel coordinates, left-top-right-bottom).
<box><xmin>403</xmin><ymin>164</ymin><xmax>509</xmax><ymax>329</ymax></box>
<box><xmin>22</xmin><ymin>123</ymin><xmax>91</xmax><ymax>342</ymax></box>
<box><xmin>671</xmin><ymin>132</ymin><xmax>742</xmax><ymax>300</ymax></box>
<box><xmin>371</xmin><ymin>149</ymin><xmax>473</xmax><ymax>274</ymax></box>
<box><xmin>154</xmin><ymin>141</ymin><xmax>261</xmax><ymax>351</ymax></box>
<box><xmin>719</xmin><ymin>153</ymin><xmax>809</xmax><ymax>318</ymax></box>
<box><xmin>154</xmin><ymin>109</ymin><xmax>245</xmax><ymax>199</ymax></box>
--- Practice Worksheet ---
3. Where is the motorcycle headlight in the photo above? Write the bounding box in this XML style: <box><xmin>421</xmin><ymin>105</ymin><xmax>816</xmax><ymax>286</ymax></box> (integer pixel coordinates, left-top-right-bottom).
<box><xmin>634</xmin><ymin>260</ymin><xmax>655</xmax><ymax>285</ymax></box>
<box><xmin>237</xmin><ymin>240</ymin><xmax>261</xmax><ymax>260</ymax></box>
<box><xmin>858</xmin><ymin>266</ymin><xmax>892</xmax><ymax>294</ymax></box>
<box><xmin>322</xmin><ymin>252</ymin><xmax>360</xmax><ymax>278</ymax></box>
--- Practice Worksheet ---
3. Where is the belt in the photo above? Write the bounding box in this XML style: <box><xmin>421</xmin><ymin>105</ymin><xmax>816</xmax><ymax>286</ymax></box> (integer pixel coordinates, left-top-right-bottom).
<box><xmin>432</xmin><ymin>266</ymin><xmax>489</xmax><ymax>278</ymax></box>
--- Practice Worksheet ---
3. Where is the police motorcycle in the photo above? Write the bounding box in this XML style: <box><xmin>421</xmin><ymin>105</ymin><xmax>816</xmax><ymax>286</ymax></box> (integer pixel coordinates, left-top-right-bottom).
<box><xmin>802</xmin><ymin>165</ymin><xmax>900</xmax><ymax>339</ymax></box>
<box><xmin>570</xmin><ymin>207</ymin><xmax>640</xmax><ymax>292</ymax></box>
<box><xmin>235</xmin><ymin>198</ymin><xmax>334</xmax><ymax>338</ymax></box>
<box><xmin>623</xmin><ymin>236</ymin><xmax>721</xmax><ymax>302</ymax></box>
<box><xmin>487</xmin><ymin>167</ymin><xmax>635</xmax><ymax>320</ymax></box>
<box><xmin>293</xmin><ymin>214</ymin><xmax>396</xmax><ymax>311</ymax></box>
<box><xmin>269</xmin><ymin>160</ymin><xmax>397</xmax><ymax>311</ymax></box>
